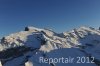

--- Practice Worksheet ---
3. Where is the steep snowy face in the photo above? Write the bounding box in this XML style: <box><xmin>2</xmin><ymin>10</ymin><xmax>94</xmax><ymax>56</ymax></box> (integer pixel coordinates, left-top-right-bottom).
<box><xmin>0</xmin><ymin>27</ymin><xmax>46</xmax><ymax>51</ymax></box>
<box><xmin>62</xmin><ymin>26</ymin><xmax>100</xmax><ymax>45</ymax></box>
<box><xmin>0</xmin><ymin>26</ymin><xmax>71</xmax><ymax>52</ymax></box>
<box><xmin>0</xmin><ymin>26</ymin><xmax>100</xmax><ymax>66</ymax></box>
<box><xmin>0</xmin><ymin>26</ymin><xmax>100</xmax><ymax>52</ymax></box>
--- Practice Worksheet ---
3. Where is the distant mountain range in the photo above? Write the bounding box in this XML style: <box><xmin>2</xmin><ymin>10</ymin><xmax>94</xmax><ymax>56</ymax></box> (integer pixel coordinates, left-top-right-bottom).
<box><xmin>0</xmin><ymin>26</ymin><xmax>100</xmax><ymax>66</ymax></box>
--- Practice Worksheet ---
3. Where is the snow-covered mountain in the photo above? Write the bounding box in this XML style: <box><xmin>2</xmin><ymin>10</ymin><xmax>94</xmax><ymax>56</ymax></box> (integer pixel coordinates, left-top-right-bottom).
<box><xmin>0</xmin><ymin>26</ymin><xmax>100</xmax><ymax>66</ymax></box>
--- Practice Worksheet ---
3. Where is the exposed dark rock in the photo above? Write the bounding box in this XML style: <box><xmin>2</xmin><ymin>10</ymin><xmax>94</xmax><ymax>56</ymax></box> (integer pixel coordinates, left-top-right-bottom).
<box><xmin>24</xmin><ymin>27</ymin><xmax>29</xmax><ymax>31</ymax></box>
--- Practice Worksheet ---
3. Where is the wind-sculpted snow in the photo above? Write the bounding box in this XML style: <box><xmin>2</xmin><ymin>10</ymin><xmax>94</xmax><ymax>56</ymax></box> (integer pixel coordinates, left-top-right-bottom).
<box><xmin>0</xmin><ymin>26</ymin><xmax>100</xmax><ymax>66</ymax></box>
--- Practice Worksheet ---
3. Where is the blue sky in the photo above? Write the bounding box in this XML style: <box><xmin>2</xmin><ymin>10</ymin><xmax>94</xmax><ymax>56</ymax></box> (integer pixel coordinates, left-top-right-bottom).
<box><xmin>0</xmin><ymin>0</ymin><xmax>100</xmax><ymax>37</ymax></box>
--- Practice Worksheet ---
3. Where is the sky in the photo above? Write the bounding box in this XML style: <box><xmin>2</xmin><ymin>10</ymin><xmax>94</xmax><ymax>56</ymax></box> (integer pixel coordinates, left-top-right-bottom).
<box><xmin>0</xmin><ymin>0</ymin><xmax>100</xmax><ymax>38</ymax></box>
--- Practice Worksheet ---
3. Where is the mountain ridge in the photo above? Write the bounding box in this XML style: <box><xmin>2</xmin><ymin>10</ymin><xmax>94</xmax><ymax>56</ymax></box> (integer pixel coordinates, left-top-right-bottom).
<box><xmin>0</xmin><ymin>26</ymin><xmax>100</xmax><ymax>66</ymax></box>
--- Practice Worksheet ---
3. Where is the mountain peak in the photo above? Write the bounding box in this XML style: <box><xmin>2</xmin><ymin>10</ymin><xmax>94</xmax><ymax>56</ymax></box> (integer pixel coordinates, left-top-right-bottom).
<box><xmin>24</xmin><ymin>26</ymin><xmax>43</xmax><ymax>31</ymax></box>
<box><xmin>0</xmin><ymin>26</ymin><xmax>100</xmax><ymax>66</ymax></box>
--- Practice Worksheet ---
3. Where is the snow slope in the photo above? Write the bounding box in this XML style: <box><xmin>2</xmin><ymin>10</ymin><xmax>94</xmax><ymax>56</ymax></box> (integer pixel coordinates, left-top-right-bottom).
<box><xmin>0</xmin><ymin>26</ymin><xmax>100</xmax><ymax>66</ymax></box>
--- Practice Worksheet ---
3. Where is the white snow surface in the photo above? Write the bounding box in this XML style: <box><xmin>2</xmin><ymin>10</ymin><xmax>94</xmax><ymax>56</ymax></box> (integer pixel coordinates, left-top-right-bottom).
<box><xmin>0</xmin><ymin>26</ymin><xmax>100</xmax><ymax>66</ymax></box>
